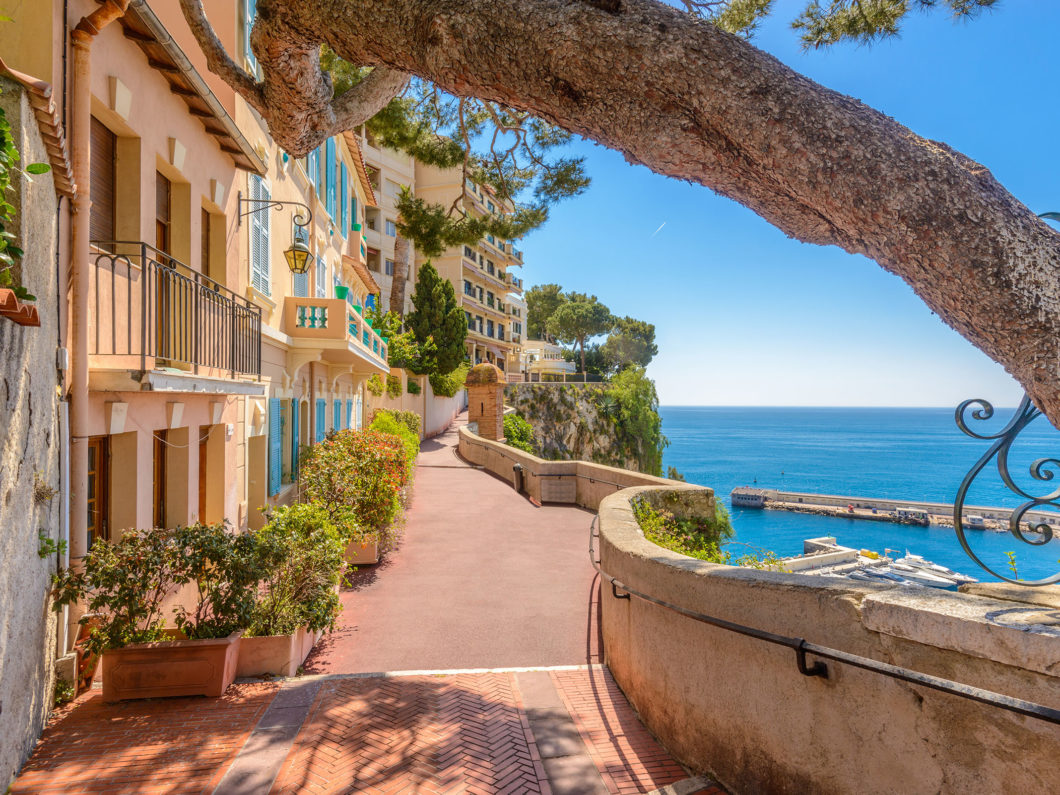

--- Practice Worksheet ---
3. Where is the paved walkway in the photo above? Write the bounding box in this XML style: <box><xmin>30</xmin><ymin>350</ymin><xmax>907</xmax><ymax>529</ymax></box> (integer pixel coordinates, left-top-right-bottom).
<box><xmin>10</xmin><ymin>417</ymin><xmax>724</xmax><ymax>795</ymax></box>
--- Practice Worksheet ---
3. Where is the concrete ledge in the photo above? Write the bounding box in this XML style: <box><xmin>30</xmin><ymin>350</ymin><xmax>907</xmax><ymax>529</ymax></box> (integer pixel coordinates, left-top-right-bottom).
<box><xmin>597</xmin><ymin>484</ymin><xmax>1060</xmax><ymax>795</ymax></box>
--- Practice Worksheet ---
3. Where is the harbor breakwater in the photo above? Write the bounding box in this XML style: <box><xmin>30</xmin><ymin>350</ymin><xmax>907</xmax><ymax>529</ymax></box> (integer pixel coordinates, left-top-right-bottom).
<box><xmin>734</xmin><ymin>488</ymin><xmax>1059</xmax><ymax>533</ymax></box>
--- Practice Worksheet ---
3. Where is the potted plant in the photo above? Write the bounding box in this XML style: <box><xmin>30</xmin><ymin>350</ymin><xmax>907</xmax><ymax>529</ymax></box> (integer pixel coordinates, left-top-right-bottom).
<box><xmin>237</xmin><ymin>504</ymin><xmax>345</xmax><ymax>677</ymax></box>
<box><xmin>334</xmin><ymin>284</ymin><xmax>350</xmax><ymax>300</ymax></box>
<box><xmin>52</xmin><ymin>523</ymin><xmax>257</xmax><ymax>702</ymax></box>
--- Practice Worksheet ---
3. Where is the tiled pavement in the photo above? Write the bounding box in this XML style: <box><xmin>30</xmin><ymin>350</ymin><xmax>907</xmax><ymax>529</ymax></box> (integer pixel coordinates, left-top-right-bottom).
<box><xmin>10</xmin><ymin>418</ymin><xmax>725</xmax><ymax>794</ymax></box>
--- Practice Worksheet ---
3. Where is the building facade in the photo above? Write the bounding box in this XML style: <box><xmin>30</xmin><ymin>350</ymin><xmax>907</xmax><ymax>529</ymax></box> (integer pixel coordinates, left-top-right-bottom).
<box><xmin>413</xmin><ymin>162</ymin><xmax>525</xmax><ymax>373</ymax></box>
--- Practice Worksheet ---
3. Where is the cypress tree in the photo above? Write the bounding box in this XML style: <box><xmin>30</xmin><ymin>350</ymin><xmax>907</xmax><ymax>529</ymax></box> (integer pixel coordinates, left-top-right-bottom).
<box><xmin>404</xmin><ymin>262</ymin><xmax>468</xmax><ymax>375</ymax></box>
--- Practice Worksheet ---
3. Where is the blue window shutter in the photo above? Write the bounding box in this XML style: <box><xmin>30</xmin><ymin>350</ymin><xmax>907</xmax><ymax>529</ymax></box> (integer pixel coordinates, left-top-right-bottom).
<box><xmin>351</xmin><ymin>196</ymin><xmax>357</xmax><ymax>230</ymax></box>
<box><xmin>325</xmin><ymin>138</ymin><xmax>336</xmax><ymax>218</ymax></box>
<box><xmin>333</xmin><ymin>399</ymin><xmax>341</xmax><ymax>430</ymax></box>
<box><xmin>346</xmin><ymin>399</ymin><xmax>353</xmax><ymax>429</ymax></box>
<box><xmin>366</xmin><ymin>293</ymin><xmax>376</xmax><ymax>310</ymax></box>
<box><xmin>268</xmin><ymin>397</ymin><xmax>281</xmax><ymax>497</ymax></box>
<box><xmin>290</xmin><ymin>398</ymin><xmax>300</xmax><ymax>477</ymax></box>
<box><xmin>244</xmin><ymin>0</ymin><xmax>257</xmax><ymax>67</ymax></box>
<box><xmin>315</xmin><ymin>398</ymin><xmax>326</xmax><ymax>442</ymax></box>
<box><xmin>340</xmin><ymin>162</ymin><xmax>348</xmax><ymax>235</ymax></box>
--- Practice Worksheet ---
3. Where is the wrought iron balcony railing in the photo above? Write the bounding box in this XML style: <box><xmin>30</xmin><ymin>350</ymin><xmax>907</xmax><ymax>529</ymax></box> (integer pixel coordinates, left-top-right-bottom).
<box><xmin>89</xmin><ymin>241</ymin><xmax>262</xmax><ymax>378</ymax></box>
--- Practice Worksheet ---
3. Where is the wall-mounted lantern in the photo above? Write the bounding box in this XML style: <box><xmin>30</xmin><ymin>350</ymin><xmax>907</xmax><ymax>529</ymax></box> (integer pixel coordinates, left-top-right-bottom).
<box><xmin>238</xmin><ymin>191</ymin><xmax>314</xmax><ymax>274</ymax></box>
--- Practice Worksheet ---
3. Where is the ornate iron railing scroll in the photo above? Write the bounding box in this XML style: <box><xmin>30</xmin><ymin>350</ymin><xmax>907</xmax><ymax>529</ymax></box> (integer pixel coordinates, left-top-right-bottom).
<box><xmin>954</xmin><ymin>395</ymin><xmax>1060</xmax><ymax>586</ymax></box>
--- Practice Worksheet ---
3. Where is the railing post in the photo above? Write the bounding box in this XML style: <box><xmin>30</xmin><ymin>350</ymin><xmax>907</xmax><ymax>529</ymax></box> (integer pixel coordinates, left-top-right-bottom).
<box><xmin>230</xmin><ymin>298</ymin><xmax>237</xmax><ymax>379</ymax></box>
<box><xmin>140</xmin><ymin>242</ymin><xmax>148</xmax><ymax>373</ymax></box>
<box><xmin>193</xmin><ymin>271</ymin><xmax>200</xmax><ymax>374</ymax></box>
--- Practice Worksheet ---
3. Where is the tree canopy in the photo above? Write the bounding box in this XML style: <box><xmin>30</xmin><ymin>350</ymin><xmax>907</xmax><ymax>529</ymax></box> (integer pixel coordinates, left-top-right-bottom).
<box><xmin>178</xmin><ymin>0</ymin><xmax>1060</xmax><ymax>423</ymax></box>
<box><xmin>602</xmin><ymin>316</ymin><xmax>658</xmax><ymax>372</ymax></box>
<box><xmin>526</xmin><ymin>283</ymin><xmax>566</xmax><ymax>341</ymax></box>
<box><xmin>548</xmin><ymin>294</ymin><xmax>613</xmax><ymax>374</ymax></box>
<box><xmin>404</xmin><ymin>262</ymin><xmax>467</xmax><ymax>376</ymax></box>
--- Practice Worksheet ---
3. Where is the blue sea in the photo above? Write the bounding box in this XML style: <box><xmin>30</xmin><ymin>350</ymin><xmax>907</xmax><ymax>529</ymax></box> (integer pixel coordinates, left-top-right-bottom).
<box><xmin>659</xmin><ymin>406</ymin><xmax>1060</xmax><ymax>583</ymax></box>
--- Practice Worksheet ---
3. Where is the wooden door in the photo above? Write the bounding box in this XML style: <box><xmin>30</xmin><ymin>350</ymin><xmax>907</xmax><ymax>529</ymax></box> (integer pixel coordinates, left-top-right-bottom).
<box><xmin>198</xmin><ymin>428</ymin><xmax>208</xmax><ymax>522</ymax></box>
<box><xmin>153</xmin><ymin>430</ymin><xmax>167</xmax><ymax>529</ymax></box>
<box><xmin>86</xmin><ymin>437</ymin><xmax>109</xmax><ymax>547</ymax></box>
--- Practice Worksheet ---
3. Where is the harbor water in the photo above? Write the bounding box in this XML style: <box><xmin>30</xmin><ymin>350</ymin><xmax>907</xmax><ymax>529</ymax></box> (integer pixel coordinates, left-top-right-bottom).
<box><xmin>660</xmin><ymin>406</ymin><xmax>1060</xmax><ymax>582</ymax></box>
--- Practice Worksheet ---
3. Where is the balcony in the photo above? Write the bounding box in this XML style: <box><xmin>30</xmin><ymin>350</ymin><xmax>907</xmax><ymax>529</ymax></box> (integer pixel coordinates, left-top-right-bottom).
<box><xmin>283</xmin><ymin>297</ymin><xmax>389</xmax><ymax>372</ymax></box>
<box><xmin>505</xmin><ymin>273</ymin><xmax>523</xmax><ymax>292</ymax></box>
<box><xmin>88</xmin><ymin>242</ymin><xmax>261</xmax><ymax>384</ymax></box>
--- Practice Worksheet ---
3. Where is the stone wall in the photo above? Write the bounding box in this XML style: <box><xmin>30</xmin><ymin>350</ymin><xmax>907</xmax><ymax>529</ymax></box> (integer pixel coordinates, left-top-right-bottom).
<box><xmin>0</xmin><ymin>80</ymin><xmax>62</xmax><ymax>789</ymax></box>
<box><xmin>598</xmin><ymin>484</ymin><xmax>1060</xmax><ymax>794</ymax></box>
<box><xmin>504</xmin><ymin>382</ymin><xmax>642</xmax><ymax>472</ymax></box>
<box><xmin>365</xmin><ymin>368</ymin><xmax>467</xmax><ymax>438</ymax></box>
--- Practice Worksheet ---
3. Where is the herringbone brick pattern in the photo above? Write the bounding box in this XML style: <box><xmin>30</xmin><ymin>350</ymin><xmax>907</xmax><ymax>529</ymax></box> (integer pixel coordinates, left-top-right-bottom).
<box><xmin>271</xmin><ymin>673</ymin><xmax>550</xmax><ymax>794</ymax></box>
<box><xmin>551</xmin><ymin>667</ymin><xmax>699</xmax><ymax>795</ymax></box>
<box><xmin>9</xmin><ymin>682</ymin><xmax>278</xmax><ymax>795</ymax></box>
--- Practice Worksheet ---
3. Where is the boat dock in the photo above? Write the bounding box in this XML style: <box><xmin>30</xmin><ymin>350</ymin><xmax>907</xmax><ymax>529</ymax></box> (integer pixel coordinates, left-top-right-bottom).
<box><xmin>730</xmin><ymin>487</ymin><xmax>1060</xmax><ymax>533</ymax></box>
<box><xmin>781</xmin><ymin>537</ymin><xmax>977</xmax><ymax>589</ymax></box>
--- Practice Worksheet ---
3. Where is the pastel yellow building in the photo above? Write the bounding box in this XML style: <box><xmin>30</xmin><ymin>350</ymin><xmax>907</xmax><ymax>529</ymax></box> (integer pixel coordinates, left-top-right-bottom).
<box><xmin>412</xmin><ymin>163</ymin><xmax>525</xmax><ymax>374</ymax></box>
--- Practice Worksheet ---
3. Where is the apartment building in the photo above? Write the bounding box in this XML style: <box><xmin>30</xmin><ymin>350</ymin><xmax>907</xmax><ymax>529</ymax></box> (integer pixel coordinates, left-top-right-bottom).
<box><xmin>176</xmin><ymin>3</ymin><xmax>393</xmax><ymax>528</ymax></box>
<box><xmin>356</xmin><ymin>128</ymin><xmax>417</xmax><ymax>315</ymax></box>
<box><xmin>413</xmin><ymin>162</ymin><xmax>526</xmax><ymax>373</ymax></box>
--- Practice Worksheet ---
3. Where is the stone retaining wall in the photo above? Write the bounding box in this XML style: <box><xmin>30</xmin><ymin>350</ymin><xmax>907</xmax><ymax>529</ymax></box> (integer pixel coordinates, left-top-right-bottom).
<box><xmin>598</xmin><ymin>484</ymin><xmax>1060</xmax><ymax>794</ymax></box>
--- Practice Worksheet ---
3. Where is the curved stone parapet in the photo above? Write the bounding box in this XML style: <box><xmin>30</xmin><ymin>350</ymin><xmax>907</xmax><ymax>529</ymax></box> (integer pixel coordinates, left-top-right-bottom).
<box><xmin>597</xmin><ymin>485</ymin><xmax>1060</xmax><ymax>795</ymax></box>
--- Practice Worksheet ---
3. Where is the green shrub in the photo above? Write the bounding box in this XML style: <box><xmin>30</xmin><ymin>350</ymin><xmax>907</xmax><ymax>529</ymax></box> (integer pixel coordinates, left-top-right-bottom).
<box><xmin>366</xmin><ymin>373</ymin><xmax>384</xmax><ymax>396</ymax></box>
<box><xmin>299</xmin><ymin>429</ymin><xmax>409</xmax><ymax>535</ymax></box>
<box><xmin>406</xmin><ymin>378</ymin><xmax>422</xmax><ymax>395</ymax></box>
<box><xmin>370</xmin><ymin>411</ymin><xmax>419</xmax><ymax>478</ymax></box>
<box><xmin>248</xmin><ymin>504</ymin><xmax>345</xmax><ymax>636</ymax></box>
<box><xmin>171</xmin><ymin>522</ymin><xmax>260</xmax><ymax>640</ymax></box>
<box><xmin>374</xmin><ymin>408</ymin><xmax>421</xmax><ymax>437</ymax></box>
<box><xmin>386</xmin><ymin>373</ymin><xmax>402</xmax><ymax>399</ymax></box>
<box><xmin>503</xmin><ymin>413</ymin><xmax>536</xmax><ymax>454</ymax></box>
<box><xmin>429</xmin><ymin>361</ymin><xmax>471</xmax><ymax>398</ymax></box>
<box><xmin>608</xmin><ymin>367</ymin><xmax>668</xmax><ymax>476</ymax></box>
<box><xmin>632</xmin><ymin>498</ymin><xmax>783</xmax><ymax>569</ymax></box>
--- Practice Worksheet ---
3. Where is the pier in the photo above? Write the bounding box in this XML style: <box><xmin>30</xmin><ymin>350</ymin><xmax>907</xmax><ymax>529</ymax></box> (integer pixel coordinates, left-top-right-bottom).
<box><xmin>730</xmin><ymin>487</ymin><xmax>1060</xmax><ymax>532</ymax></box>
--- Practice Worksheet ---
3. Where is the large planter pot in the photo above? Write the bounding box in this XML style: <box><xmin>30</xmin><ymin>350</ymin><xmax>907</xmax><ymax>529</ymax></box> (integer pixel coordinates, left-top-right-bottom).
<box><xmin>236</xmin><ymin>626</ymin><xmax>320</xmax><ymax>678</ymax></box>
<box><xmin>334</xmin><ymin>285</ymin><xmax>350</xmax><ymax>300</ymax></box>
<box><xmin>345</xmin><ymin>536</ymin><xmax>379</xmax><ymax>565</ymax></box>
<box><xmin>101</xmin><ymin>631</ymin><xmax>242</xmax><ymax>702</ymax></box>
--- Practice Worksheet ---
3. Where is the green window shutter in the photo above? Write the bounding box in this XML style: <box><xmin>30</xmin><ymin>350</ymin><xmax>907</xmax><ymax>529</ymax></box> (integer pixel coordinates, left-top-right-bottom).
<box><xmin>268</xmin><ymin>397</ymin><xmax>282</xmax><ymax>496</ymax></box>
<box><xmin>351</xmin><ymin>196</ymin><xmax>358</xmax><ymax>230</ymax></box>
<box><xmin>315</xmin><ymin>398</ymin><xmax>326</xmax><ymax>442</ymax></box>
<box><xmin>290</xmin><ymin>398</ymin><xmax>300</xmax><ymax>478</ymax></box>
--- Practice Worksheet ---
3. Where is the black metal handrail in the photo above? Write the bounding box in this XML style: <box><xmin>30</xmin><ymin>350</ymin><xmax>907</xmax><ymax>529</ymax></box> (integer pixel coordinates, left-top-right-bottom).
<box><xmin>588</xmin><ymin>515</ymin><xmax>1060</xmax><ymax>725</ymax></box>
<box><xmin>89</xmin><ymin>241</ymin><xmax>261</xmax><ymax>378</ymax></box>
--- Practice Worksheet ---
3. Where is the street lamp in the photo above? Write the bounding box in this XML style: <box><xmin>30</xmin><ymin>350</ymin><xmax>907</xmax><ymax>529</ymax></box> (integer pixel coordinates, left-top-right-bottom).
<box><xmin>237</xmin><ymin>192</ymin><xmax>314</xmax><ymax>274</ymax></box>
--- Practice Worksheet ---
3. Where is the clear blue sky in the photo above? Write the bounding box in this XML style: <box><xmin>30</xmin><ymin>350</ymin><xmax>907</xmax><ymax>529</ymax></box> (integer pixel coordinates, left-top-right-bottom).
<box><xmin>517</xmin><ymin>1</ymin><xmax>1060</xmax><ymax>407</ymax></box>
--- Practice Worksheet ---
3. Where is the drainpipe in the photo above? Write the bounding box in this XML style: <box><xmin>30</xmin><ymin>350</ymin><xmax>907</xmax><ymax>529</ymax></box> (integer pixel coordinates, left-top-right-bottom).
<box><xmin>67</xmin><ymin>0</ymin><xmax>129</xmax><ymax>643</ymax></box>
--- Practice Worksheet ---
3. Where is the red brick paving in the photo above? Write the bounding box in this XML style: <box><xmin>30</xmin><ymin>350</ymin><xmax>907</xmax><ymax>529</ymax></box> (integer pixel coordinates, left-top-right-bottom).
<box><xmin>9</xmin><ymin>682</ymin><xmax>277</xmax><ymax>795</ymax></box>
<box><xmin>270</xmin><ymin>673</ymin><xmax>550</xmax><ymax>794</ymax></box>
<box><xmin>551</xmin><ymin>667</ymin><xmax>692</xmax><ymax>795</ymax></box>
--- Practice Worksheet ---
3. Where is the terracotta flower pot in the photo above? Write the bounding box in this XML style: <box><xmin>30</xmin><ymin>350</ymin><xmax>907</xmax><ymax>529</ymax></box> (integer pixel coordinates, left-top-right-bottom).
<box><xmin>236</xmin><ymin>626</ymin><xmax>320</xmax><ymax>678</ymax></box>
<box><xmin>101</xmin><ymin>631</ymin><xmax>242</xmax><ymax>702</ymax></box>
<box><xmin>345</xmin><ymin>536</ymin><xmax>379</xmax><ymax>565</ymax></box>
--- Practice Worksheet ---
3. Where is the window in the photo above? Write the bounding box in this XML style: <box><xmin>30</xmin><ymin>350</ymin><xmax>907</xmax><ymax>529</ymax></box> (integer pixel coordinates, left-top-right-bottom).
<box><xmin>385</xmin><ymin>219</ymin><xmax>397</xmax><ymax>237</ymax></box>
<box><xmin>87</xmin><ymin>436</ymin><xmax>110</xmax><ymax>546</ymax></box>
<box><xmin>463</xmin><ymin>245</ymin><xmax>475</xmax><ymax>259</ymax></box>
<box><xmin>476</xmin><ymin>316</ymin><xmax>483</xmax><ymax>333</ymax></box>
<box><xmin>385</xmin><ymin>179</ymin><xmax>401</xmax><ymax>198</ymax></box>
<box><xmin>89</xmin><ymin>117</ymin><xmax>116</xmax><ymax>245</ymax></box>
<box><xmin>487</xmin><ymin>261</ymin><xmax>495</xmax><ymax>275</ymax></box>
<box><xmin>242</xmin><ymin>0</ymin><xmax>258</xmax><ymax>71</ymax></box>
<box><xmin>498</xmin><ymin>326</ymin><xmax>505</xmax><ymax>341</ymax></box>
<box><xmin>316</xmin><ymin>256</ymin><xmax>327</xmax><ymax>298</ymax></box>
<box><xmin>307</xmin><ymin>146</ymin><xmax>320</xmax><ymax>193</ymax></box>
<box><xmin>155</xmin><ymin>171</ymin><xmax>171</xmax><ymax>254</ymax></box>
<box><xmin>249</xmin><ymin>175</ymin><xmax>270</xmax><ymax>294</ymax></box>
<box><xmin>487</xmin><ymin>234</ymin><xmax>495</xmax><ymax>244</ymax></box>
<box><xmin>385</xmin><ymin>259</ymin><xmax>394</xmax><ymax>276</ymax></box>
<box><xmin>325</xmin><ymin>137</ymin><xmax>336</xmax><ymax>217</ymax></box>
<box><xmin>463</xmin><ymin>280</ymin><xmax>473</xmax><ymax>296</ymax></box>
<box><xmin>154</xmin><ymin>430</ymin><xmax>169</xmax><ymax>526</ymax></box>
<box><xmin>487</xmin><ymin>200</ymin><xmax>495</xmax><ymax>213</ymax></box>
<box><xmin>486</xmin><ymin>320</ymin><xmax>495</xmax><ymax>337</ymax></box>
<box><xmin>477</xmin><ymin>286</ymin><xmax>483</xmax><ymax>300</ymax></box>
<box><xmin>465</xmin><ymin>311</ymin><xmax>472</xmax><ymax>327</ymax></box>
